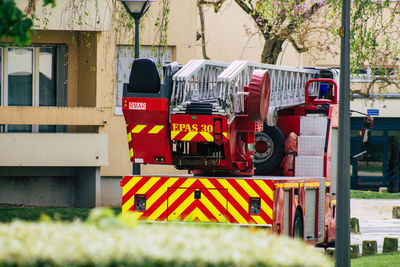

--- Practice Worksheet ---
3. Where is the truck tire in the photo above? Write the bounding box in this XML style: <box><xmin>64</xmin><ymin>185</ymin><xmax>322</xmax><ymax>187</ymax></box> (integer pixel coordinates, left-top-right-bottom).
<box><xmin>254</xmin><ymin>124</ymin><xmax>284</xmax><ymax>175</ymax></box>
<box><xmin>293</xmin><ymin>209</ymin><xmax>304</xmax><ymax>239</ymax></box>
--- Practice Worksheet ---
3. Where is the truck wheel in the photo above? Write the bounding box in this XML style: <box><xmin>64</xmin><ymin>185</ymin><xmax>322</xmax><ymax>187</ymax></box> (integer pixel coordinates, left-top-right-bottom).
<box><xmin>254</xmin><ymin>124</ymin><xmax>284</xmax><ymax>175</ymax></box>
<box><xmin>293</xmin><ymin>209</ymin><xmax>304</xmax><ymax>239</ymax></box>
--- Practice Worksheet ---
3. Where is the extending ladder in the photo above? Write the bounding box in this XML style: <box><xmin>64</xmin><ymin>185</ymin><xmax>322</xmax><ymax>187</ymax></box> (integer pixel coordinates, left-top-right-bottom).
<box><xmin>217</xmin><ymin>61</ymin><xmax>319</xmax><ymax>125</ymax></box>
<box><xmin>171</xmin><ymin>60</ymin><xmax>320</xmax><ymax>125</ymax></box>
<box><xmin>170</xmin><ymin>60</ymin><xmax>229</xmax><ymax>115</ymax></box>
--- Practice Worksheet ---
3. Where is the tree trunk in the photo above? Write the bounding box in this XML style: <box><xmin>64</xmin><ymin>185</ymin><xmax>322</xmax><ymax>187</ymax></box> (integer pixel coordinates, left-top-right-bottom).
<box><xmin>197</xmin><ymin>1</ymin><xmax>210</xmax><ymax>60</ymax></box>
<box><xmin>261</xmin><ymin>39</ymin><xmax>284</xmax><ymax>64</ymax></box>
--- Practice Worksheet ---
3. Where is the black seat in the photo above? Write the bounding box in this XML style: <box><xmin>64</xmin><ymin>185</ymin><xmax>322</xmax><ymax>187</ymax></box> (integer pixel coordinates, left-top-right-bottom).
<box><xmin>185</xmin><ymin>103</ymin><xmax>213</xmax><ymax>115</ymax></box>
<box><xmin>128</xmin><ymin>58</ymin><xmax>160</xmax><ymax>94</ymax></box>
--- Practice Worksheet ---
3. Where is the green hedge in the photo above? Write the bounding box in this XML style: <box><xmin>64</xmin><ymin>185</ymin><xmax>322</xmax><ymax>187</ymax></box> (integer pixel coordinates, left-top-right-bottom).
<box><xmin>0</xmin><ymin>208</ymin><xmax>331</xmax><ymax>267</ymax></box>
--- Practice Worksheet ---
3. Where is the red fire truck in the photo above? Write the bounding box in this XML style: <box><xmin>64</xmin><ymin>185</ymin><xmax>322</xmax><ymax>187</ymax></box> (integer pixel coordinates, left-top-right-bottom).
<box><xmin>121</xmin><ymin>59</ymin><xmax>344</xmax><ymax>247</ymax></box>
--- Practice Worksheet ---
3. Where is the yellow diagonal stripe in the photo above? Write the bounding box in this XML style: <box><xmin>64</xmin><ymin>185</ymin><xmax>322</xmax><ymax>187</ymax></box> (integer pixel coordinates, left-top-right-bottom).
<box><xmin>264</xmin><ymin>201</ymin><xmax>273</xmax><ymax>220</ymax></box>
<box><xmin>167</xmin><ymin>178</ymin><xmax>197</xmax><ymax>205</ymax></box>
<box><xmin>227</xmin><ymin>202</ymin><xmax>247</xmax><ymax>224</ymax></box>
<box><xmin>181</xmin><ymin>132</ymin><xmax>198</xmax><ymax>141</ymax></box>
<box><xmin>198</xmin><ymin>179</ymin><xmax>216</xmax><ymax>189</ymax></box>
<box><xmin>210</xmin><ymin>179</ymin><xmax>247</xmax><ymax>224</ymax></box>
<box><xmin>199</xmin><ymin>179</ymin><xmax>229</xmax><ymax>219</ymax></box>
<box><xmin>237</xmin><ymin>180</ymin><xmax>259</xmax><ymax>198</ymax></box>
<box><xmin>200</xmin><ymin>193</ymin><xmax>226</xmax><ymax>222</ymax></box>
<box><xmin>122</xmin><ymin>177</ymin><xmax>161</xmax><ymax>215</ymax></box>
<box><xmin>168</xmin><ymin>189</ymin><xmax>194</xmax><ymax>221</ymax></box>
<box><xmin>148</xmin><ymin>125</ymin><xmax>164</xmax><ymax>134</ymax></box>
<box><xmin>132</xmin><ymin>125</ymin><xmax>146</xmax><ymax>133</ymax></box>
<box><xmin>184</xmin><ymin>207</ymin><xmax>210</xmax><ymax>222</ymax></box>
<box><xmin>223</xmin><ymin>132</ymin><xmax>227</xmax><ymax>138</ymax></box>
<box><xmin>200</xmin><ymin>132</ymin><xmax>214</xmax><ymax>142</ymax></box>
<box><xmin>201</xmin><ymin>179</ymin><xmax>248</xmax><ymax>223</ymax></box>
<box><xmin>122</xmin><ymin>198</ymin><xmax>135</xmax><ymax>213</ymax></box>
<box><xmin>252</xmin><ymin>215</ymin><xmax>267</xmax><ymax>225</ymax></box>
<box><xmin>218</xmin><ymin>179</ymin><xmax>248</xmax><ymax>212</ymax></box>
<box><xmin>235</xmin><ymin>179</ymin><xmax>272</xmax><ymax>220</ymax></box>
<box><xmin>254</xmin><ymin>180</ymin><xmax>274</xmax><ymax>201</ymax></box>
<box><xmin>147</xmin><ymin>177</ymin><xmax>179</xmax><ymax>221</ymax></box>
<box><xmin>122</xmin><ymin>176</ymin><xmax>143</xmax><ymax>196</ymax></box>
<box><xmin>171</xmin><ymin>131</ymin><xmax>180</xmax><ymax>139</ymax></box>
<box><xmin>129</xmin><ymin>148</ymin><xmax>134</xmax><ymax>158</ymax></box>
<box><xmin>136</xmin><ymin>177</ymin><xmax>161</xmax><ymax>195</ymax></box>
<box><xmin>147</xmin><ymin>178</ymin><xmax>179</xmax><ymax>209</ymax></box>
<box><xmin>127</xmin><ymin>132</ymin><xmax>132</xmax><ymax>142</ymax></box>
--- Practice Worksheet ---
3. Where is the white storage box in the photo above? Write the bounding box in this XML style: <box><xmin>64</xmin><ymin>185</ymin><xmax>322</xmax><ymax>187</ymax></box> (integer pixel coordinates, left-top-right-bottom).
<box><xmin>295</xmin><ymin>156</ymin><xmax>324</xmax><ymax>177</ymax></box>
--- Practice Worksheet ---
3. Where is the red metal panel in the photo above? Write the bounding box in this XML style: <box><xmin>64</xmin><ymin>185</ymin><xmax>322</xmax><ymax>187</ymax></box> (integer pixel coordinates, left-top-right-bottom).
<box><xmin>276</xmin><ymin>115</ymin><xmax>301</xmax><ymax>138</ymax></box>
<box><xmin>122</xmin><ymin>97</ymin><xmax>172</xmax><ymax>164</ymax></box>
<box><xmin>123</xmin><ymin>97</ymin><xmax>169</xmax><ymax>125</ymax></box>
<box><xmin>171</xmin><ymin>114</ymin><xmax>228</xmax><ymax>142</ymax></box>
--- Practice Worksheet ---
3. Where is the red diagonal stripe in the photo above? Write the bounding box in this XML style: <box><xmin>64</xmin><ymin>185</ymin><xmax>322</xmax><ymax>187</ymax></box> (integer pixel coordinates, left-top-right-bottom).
<box><xmin>179</xmin><ymin>200</ymin><xmax>218</xmax><ymax>222</ymax></box>
<box><xmin>121</xmin><ymin>176</ymin><xmax>132</xmax><ymax>187</ymax></box>
<box><xmin>141</xmin><ymin>177</ymin><xmax>170</xmax><ymax>200</ymax></box>
<box><xmin>191</xmin><ymin>133</ymin><xmax>207</xmax><ymax>142</ymax></box>
<box><xmin>200</xmin><ymin>188</ymin><xmax>228</xmax><ymax>221</ymax></box>
<box><xmin>122</xmin><ymin>177</ymin><xmax>151</xmax><ymax>205</ymax></box>
<box><xmin>167</xmin><ymin>179</ymin><xmax>205</xmax><ymax>216</ymax></box>
<box><xmin>246</xmin><ymin>179</ymin><xmax>273</xmax><ymax>208</ymax></box>
<box><xmin>167</xmin><ymin>188</ymin><xmax>195</xmax><ymax>219</ymax></box>
<box><xmin>226</xmin><ymin>179</ymin><xmax>256</xmax><ymax>222</ymax></box>
<box><xmin>172</xmin><ymin>131</ymin><xmax>188</xmax><ymax>140</ymax></box>
<box><xmin>207</xmin><ymin>178</ymin><xmax>237</xmax><ymax>223</ymax></box>
<box><xmin>245</xmin><ymin>180</ymin><xmax>274</xmax><ymax>223</ymax></box>
<box><xmin>208</xmin><ymin>178</ymin><xmax>250</xmax><ymax>223</ymax></box>
<box><xmin>140</xmin><ymin>177</ymin><xmax>188</xmax><ymax>220</ymax></box>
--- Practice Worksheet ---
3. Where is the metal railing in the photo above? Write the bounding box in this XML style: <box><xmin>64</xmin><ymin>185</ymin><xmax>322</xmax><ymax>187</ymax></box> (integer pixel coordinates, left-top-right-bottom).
<box><xmin>217</xmin><ymin>61</ymin><xmax>319</xmax><ymax>125</ymax></box>
<box><xmin>170</xmin><ymin>60</ymin><xmax>229</xmax><ymax>114</ymax></box>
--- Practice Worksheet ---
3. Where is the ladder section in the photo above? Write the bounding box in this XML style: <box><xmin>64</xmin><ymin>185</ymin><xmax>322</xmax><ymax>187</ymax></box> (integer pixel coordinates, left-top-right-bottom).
<box><xmin>170</xmin><ymin>60</ymin><xmax>229</xmax><ymax>115</ymax></box>
<box><xmin>217</xmin><ymin>61</ymin><xmax>319</xmax><ymax>124</ymax></box>
<box><xmin>295</xmin><ymin>116</ymin><xmax>328</xmax><ymax>177</ymax></box>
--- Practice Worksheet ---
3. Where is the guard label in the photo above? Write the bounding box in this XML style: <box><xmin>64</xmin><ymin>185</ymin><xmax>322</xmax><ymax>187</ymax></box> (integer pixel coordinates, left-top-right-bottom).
<box><xmin>129</xmin><ymin>102</ymin><xmax>146</xmax><ymax>110</ymax></box>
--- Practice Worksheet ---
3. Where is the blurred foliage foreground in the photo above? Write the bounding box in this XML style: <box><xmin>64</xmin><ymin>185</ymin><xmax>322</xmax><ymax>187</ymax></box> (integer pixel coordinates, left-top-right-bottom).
<box><xmin>0</xmin><ymin>208</ymin><xmax>331</xmax><ymax>267</ymax></box>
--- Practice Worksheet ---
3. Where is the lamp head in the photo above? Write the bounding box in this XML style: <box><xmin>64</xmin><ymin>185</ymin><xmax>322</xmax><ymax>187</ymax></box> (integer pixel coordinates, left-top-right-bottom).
<box><xmin>120</xmin><ymin>0</ymin><xmax>157</xmax><ymax>19</ymax></box>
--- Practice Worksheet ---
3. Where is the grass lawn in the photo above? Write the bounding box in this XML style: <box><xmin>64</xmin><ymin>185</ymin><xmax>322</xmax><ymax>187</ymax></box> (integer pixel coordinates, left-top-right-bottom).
<box><xmin>0</xmin><ymin>207</ymin><xmax>121</xmax><ymax>223</ymax></box>
<box><xmin>351</xmin><ymin>252</ymin><xmax>400</xmax><ymax>266</ymax></box>
<box><xmin>351</xmin><ymin>190</ymin><xmax>400</xmax><ymax>199</ymax></box>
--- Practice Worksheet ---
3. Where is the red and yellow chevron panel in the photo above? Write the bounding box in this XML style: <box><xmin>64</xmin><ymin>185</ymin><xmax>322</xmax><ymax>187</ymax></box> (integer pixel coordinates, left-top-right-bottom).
<box><xmin>170</xmin><ymin>130</ymin><xmax>228</xmax><ymax>142</ymax></box>
<box><xmin>170</xmin><ymin>114</ymin><xmax>228</xmax><ymax>143</ymax></box>
<box><xmin>121</xmin><ymin>176</ymin><xmax>274</xmax><ymax>225</ymax></box>
<box><xmin>127</xmin><ymin>124</ymin><xmax>166</xmax><ymax>135</ymax></box>
<box><xmin>126</xmin><ymin>124</ymin><xmax>169</xmax><ymax>162</ymax></box>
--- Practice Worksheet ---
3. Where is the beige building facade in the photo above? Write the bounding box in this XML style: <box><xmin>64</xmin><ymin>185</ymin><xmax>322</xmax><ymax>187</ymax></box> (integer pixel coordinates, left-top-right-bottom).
<box><xmin>1</xmin><ymin>0</ymin><xmax>399</xmax><ymax>208</ymax></box>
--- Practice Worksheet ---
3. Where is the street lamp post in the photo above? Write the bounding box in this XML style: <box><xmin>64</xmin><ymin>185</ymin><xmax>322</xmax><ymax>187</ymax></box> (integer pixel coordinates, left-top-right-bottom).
<box><xmin>119</xmin><ymin>0</ymin><xmax>157</xmax><ymax>175</ymax></box>
<box><xmin>120</xmin><ymin>0</ymin><xmax>157</xmax><ymax>58</ymax></box>
<box><xmin>336</xmin><ymin>0</ymin><xmax>351</xmax><ymax>266</ymax></box>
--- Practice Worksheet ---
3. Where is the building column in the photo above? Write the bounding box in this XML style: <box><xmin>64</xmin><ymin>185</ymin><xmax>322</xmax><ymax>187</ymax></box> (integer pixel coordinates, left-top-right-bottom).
<box><xmin>75</xmin><ymin>167</ymin><xmax>101</xmax><ymax>208</ymax></box>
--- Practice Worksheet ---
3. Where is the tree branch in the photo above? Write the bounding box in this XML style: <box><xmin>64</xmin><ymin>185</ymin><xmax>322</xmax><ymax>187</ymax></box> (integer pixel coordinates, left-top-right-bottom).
<box><xmin>350</xmin><ymin>76</ymin><xmax>400</xmax><ymax>100</ymax></box>
<box><xmin>198</xmin><ymin>0</ymin><xmax>225</xmax><ymax>12</ymax></box>
<box><xmin>288</xmin><ymin>36</ymin><xmax>308</xmax><ymax>53</ymax></box>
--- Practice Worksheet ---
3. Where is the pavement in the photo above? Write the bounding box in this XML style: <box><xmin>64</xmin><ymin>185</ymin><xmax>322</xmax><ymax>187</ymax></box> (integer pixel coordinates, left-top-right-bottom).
<box><xmin>350</xmin><ymin>199</ymin><xmax>400</xmax><ymax>253</ymax></box>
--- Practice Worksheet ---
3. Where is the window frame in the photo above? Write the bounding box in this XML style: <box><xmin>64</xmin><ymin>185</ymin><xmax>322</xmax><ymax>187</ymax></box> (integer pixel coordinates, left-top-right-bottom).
<box><xmin>0</xmin><ymin>45</ymin><xmax>68</xmax><ymax>133</ymax></box>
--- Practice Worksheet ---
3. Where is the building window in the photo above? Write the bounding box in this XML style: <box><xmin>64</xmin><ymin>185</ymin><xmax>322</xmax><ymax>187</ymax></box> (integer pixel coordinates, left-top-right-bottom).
<box><xmin>115</xmin><ymin>46</ymin><xmax>173</xmax><ymax>114</ymax></box>
<box><xmin>351</xmin><ymin>67</ymin><xmax>397</xmax><ymax>83</ymax></box>
<box><xmin>0</xmin><ymin>45</ymin><xmax>68</xmax><ymax>132</ymax></box>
